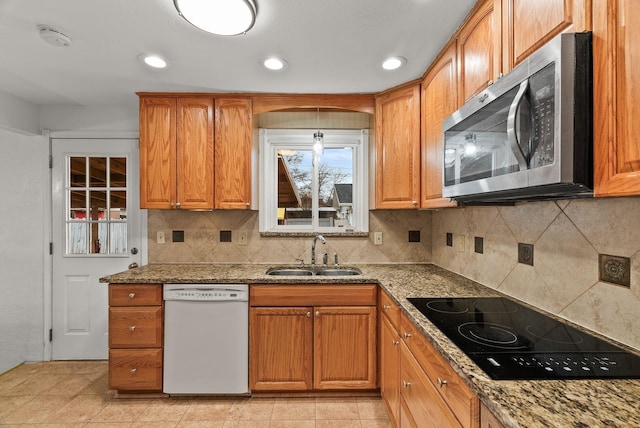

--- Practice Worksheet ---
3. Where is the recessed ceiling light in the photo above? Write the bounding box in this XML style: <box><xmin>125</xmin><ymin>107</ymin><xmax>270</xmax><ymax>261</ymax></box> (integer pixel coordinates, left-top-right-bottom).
<box><xmin>139</xmin><ymin>54</ymin><xmax>168</xmax><ymax>69</ymax></box>
<box><xmin>263</xmin><ymin>57</ymin><xmax>287</xmax><ymax>71</ymax></box>
<box><xmin>382</xmin><ymin>56</ymin><xmax>407</xmax><ymax>70</ymax></box>
<box><xmin>174</xmin><ymin>0</ymin><xmax>257</xmax><ymax>36</ymax></box>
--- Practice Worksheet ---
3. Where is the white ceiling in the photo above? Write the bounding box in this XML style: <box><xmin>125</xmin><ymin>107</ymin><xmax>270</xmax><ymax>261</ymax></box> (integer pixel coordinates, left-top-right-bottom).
<box><xmin>0</xmin><ymin>0</ymin><xmax>476</xmax><ymax>108</ymax></box>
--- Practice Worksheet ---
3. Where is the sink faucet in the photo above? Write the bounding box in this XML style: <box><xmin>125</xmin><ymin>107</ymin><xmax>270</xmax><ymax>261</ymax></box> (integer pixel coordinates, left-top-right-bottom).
<box><xmin>311</xmin><ymin>234</ymin><xmax>326</xmax><ymax>266</ymax></box>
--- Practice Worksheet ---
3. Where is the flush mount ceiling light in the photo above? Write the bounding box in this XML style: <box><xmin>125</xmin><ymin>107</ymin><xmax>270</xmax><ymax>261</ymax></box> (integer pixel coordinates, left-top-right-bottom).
<box><xmin>382</xmin><ymin>56</ymin><xmax>407</xmax><ymax>70</ymax></box>
<box><xmin>263</xmin><ymin>57</ymin><xmax>287</xmax><ymax>71</ymax></box>
<box><xmin>174</xmin><ymin>0</ymin><xmax>257</xmax><ymax>36</ymax></box>
<box><xmin>138</xmin><ymin>54</ymin><xmax>168</xmax><ymax>69</ymax></box>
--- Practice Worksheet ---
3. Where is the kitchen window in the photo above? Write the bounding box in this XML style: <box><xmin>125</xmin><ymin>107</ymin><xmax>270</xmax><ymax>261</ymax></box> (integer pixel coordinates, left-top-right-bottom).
<box><xmin>259</xmin><ymin>129</ymin><xmax>369</xmax><ymax>233</ymax></box>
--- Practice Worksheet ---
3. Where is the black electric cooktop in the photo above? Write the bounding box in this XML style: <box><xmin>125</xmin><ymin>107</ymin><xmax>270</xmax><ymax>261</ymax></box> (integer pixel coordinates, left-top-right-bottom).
<box><xmin>407</xmin><ymin>297</ymin><xmax>640</xmax><ymax>380</ymax></box>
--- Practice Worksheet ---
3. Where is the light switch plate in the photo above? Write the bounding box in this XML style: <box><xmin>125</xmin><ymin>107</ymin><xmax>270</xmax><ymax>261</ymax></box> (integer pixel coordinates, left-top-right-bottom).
<box><xmin>156</xmin><ymin>231</ymin><xmax>165</xmax><ymax>244</ymax></box>
<box><xmin>374</xmin><ymin>231</ymin><xmax>383</xmax><ymax>245</ymax></box>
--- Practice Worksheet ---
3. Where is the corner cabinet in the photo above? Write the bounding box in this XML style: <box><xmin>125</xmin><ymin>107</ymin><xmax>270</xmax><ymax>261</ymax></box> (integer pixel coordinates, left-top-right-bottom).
<box><xmin>375</xmin><ymin>83</ymin><xmax>421</xmax><ymax>209</ymax></box>
<box><xmin>593</xmin><ymin>0</ymin><xmax>640</xmax><ymax>196</ymax></box>
<box><xmin>421</xmin><ymin>41</ymin><xmax>459</xmax><ymax>208</ymax></box>
<box><xmin>249</xmin><ymin>284</ymin><xmax>377</xmax><ymax>392</ymax></box>
<box><xmin>138</xmin><ymin>95</ymin><xmax>252</xmax><ymax>210</ymax></box>
<box><xmin>108</xmin><ymin>284</ymin><xmax>163</xmax><ymax>392</ymax></box>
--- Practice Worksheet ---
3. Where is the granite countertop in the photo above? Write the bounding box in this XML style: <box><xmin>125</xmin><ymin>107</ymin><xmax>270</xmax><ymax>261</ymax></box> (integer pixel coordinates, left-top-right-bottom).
<box><xmin>101</xmin><ymin>263</ymin><xmax>640</xmax><ymax>428</ymax></box>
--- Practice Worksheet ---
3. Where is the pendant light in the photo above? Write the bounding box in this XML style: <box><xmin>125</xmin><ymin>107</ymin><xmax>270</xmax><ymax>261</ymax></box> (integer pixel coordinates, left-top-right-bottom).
<box><xmin>174</xmin><ymin>0</ymin><xmax>257</xmax><ymax>36</ymax></box>
<box><xmin>313</xmin><ymin>107</ymin><xmax>324</xmax><ymax>156</ymax></box>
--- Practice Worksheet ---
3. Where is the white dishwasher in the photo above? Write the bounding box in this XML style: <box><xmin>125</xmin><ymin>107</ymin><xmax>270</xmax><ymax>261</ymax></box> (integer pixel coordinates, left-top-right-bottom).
<box><xmin>163</xmin><ymin>283</ymin><xmax>249</xmax><ymax>394</ymax></box>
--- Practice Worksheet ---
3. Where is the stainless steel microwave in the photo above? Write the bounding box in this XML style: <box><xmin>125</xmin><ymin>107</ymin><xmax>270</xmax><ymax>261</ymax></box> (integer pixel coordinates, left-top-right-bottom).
<box><xmin>442</xmin><ymin>32</ymin><xmax>592</xmax><ymax>204</ymax></box>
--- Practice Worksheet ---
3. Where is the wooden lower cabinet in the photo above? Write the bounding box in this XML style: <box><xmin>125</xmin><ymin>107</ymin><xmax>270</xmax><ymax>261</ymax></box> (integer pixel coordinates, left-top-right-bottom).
<box><xmin>400</xmin><ymin>342</ymin><xmax>463</xmax><ymax>428</ymax></box>
<box><xmin>249</xmin><ymin>284</ymin><xmax>377</xmax><ymax>392</ymax></box>
<box><xmin>481</xmin><ymin>403</ymin><xmax>505</xmax><ymax>428</ymax></box>
<box><xmin>108</xmin><ymin>284</ymin><xmax>163</xmax><ymax>393</ymax></box>
<box><xmin>380</xmin><ymin>294</ymin><xmax>401</xmax><ymax>425</ymax></box>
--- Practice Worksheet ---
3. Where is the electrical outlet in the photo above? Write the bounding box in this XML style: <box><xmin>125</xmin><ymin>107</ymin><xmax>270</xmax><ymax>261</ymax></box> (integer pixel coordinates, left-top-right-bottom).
<box><xmin>156</xmin><ymin>231</ymin><xmax>165</xmax><ymax>244</ymax></box>
<box><xmin>454</xmin><ymin>235</ymin><xmax>465</xmax><ymax>253</ymax></box>
<box><xmin>238</xmin><ymin>230</ymin><xmax>248</xmax><ymax>246</ymax></box>
<box><xmin>374</xmin><ymin>231</ymin><xmax>383</xmax><ymax>245</ymax></box>
<box><xmin>518</xmin><ymin>243</ymin><xmax>534</xmax><ymax>266</ymax></box>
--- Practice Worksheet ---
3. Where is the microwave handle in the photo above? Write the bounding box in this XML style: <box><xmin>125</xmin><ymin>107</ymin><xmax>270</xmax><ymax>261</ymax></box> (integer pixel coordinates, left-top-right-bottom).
<box><xmin>507</xmin><ymin>79</ymin><xmax>530</xmax><ymax>171</ymax></box>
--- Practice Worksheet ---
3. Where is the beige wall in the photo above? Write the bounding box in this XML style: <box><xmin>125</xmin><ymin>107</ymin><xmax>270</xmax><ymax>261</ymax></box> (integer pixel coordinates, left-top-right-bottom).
<box><xmin>432</xmin><ymin>198</ymin><xmax>640</xmax><ymax>350</ymax></box>
<box><xmin>148</xmin><ymin>210</ymin><xmax>432</xmax><ymax>265</ymax></box>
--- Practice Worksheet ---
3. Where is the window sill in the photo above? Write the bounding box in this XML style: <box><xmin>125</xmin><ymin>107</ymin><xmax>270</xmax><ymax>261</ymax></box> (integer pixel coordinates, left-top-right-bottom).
<box><xmin>260</xmin><ymin>231</ymin><xmax>370</xmax><ymax>238</ymax></box>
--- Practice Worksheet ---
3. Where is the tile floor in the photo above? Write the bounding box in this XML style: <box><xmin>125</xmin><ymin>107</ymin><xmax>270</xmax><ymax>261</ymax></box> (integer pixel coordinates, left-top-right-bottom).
<box><xmin>0</xmin><ymin>361</ymin><xmax>392</xmax><ymax>427</ymax></box>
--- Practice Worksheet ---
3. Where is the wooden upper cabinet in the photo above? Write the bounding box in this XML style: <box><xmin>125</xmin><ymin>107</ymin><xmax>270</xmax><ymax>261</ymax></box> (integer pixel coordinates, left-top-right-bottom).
<box><xmin>139</xmin><ymin>97</ymin><xmax>177</xmax><ymax>209</ymax></box>
<box><xmin>457</xmin><ymin>0</ymin><xmax>502</xmax><ymax>104</ymax></box>
<box><xmin>593</xmin><ymin>0</ymin><xmax>640</xmax><ymax>196</ymax></box>
<box><xmin>421</xmin><ymin>42</ymin><xmax>459</xmax><ymax>209</ymax></box>
<box><xmin>214</xmin><ymin>98</ymin><xmax>252</xmax><ymax>209</ymax></box>
<box><xmin>177</xmin><ymin>98</ymin><xmax>214</xmax><ymax>210</ymax></box>
<box><xmin>503</xmin><ymin>0</ymin><xmax>591</xmax><ymax>71</ymax></box>
<box><xmin>375</xmin><ymin>83</ymin><xmax>421</xmax><ymax>209</ymax></box>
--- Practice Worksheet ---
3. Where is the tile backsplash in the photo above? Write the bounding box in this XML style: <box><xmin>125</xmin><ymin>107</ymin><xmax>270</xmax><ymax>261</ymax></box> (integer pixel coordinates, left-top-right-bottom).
<box><xmin>432</xmin><ymin>197</ymin><xmax>640</xmax><ymax>350</ymax></box>
<box><xmin>148</xmin><ymin>209</ymin><xmax>432</xmax><ymax>265</ymax></box>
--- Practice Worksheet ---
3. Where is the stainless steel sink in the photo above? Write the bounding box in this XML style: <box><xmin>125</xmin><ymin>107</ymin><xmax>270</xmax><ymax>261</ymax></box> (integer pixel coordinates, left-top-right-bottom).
<box><xmin>313</xmin><ymin>268</ymin><xmax>362</xmax><ymax>276</ymax></box>
<box><xmin>265</xmin><ymin>267</ymin><xmax>362</xmax><ymax>276</ymax></box>
<box><xmin>265</xmin><ymin>268</ymin><xmax>314</xmax><ymax>276</ymax></box>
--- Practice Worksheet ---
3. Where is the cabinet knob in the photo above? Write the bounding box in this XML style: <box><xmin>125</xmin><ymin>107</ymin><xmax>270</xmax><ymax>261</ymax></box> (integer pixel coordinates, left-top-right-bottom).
<box><xmin>245</xmin><ymin>202</ymin><xmax>251</xmax><ymax>208</ymax></box>
<box><xmin>437</xmin><ymin>377</ymin><xmax>448</xmax><ymax>388</ymax></box>
<box><xmin>392</xmin><ymin>340</ymin><xmax>399</xmax><ymax>346</ymax></box>
<box><xmin>169</xmin><ymin>202</ymin><xmax>174</xmax><ymax>208</ymax></box>
<box><xmin>315</xmin><ymin>311</ymin><xmax>320</xmax><ymax>317</ymax></box>
<box><xmin>128</xmin><ymin>293</ymin><xmax>135</xmax><ymax>299</ymax></box>
<box><xmin>306</xmin><ymin>312</ymin><xmax>312</xmax><ymax>318</ymax></box>
<box><xmin>403</xmin><ymin>332</ymin><xmax>412</xmax><ymax>339</ymax></box>
<box><xmin>403</xmin><ymin>381</ymin><xmax>412</xmax><ymax>388</ymax></box>
<box><xmin>130</xmin><ymin>368</ymin><xmax>137</xmax><ymax>374</ymax></box>
<box><xmin>175</xmin><ymin>202</ymin><xmax>181</xmax><ymax>208</ymax></box>
<box><xmin>383</xmin><ymin>305</ymin><xmax>391</xmax><ymax>310</ymax></box>
<box><xmin>129</xmin><ymin>326</ymin><xmax>136</xmax><ymax>332</ymax></box>
<box><xmin>412</xmin><ymin>201</ymin><xmax>417</xmax><ymax>207</ymax></box>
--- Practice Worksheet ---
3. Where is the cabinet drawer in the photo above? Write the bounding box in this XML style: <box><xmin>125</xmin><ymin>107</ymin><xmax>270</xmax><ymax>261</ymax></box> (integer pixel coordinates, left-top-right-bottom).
<box><xmin>109</xmin><ymin>348</ymin><xmax>162</xmax><ymax>391</ymax></box>
<box><xmin>380</xmin><ymin>289</ymin><xmax>400</xmax><ymax>330</ymax></box>
<box><xmin>109</xmin><ymin>307</ymin><xmax>163</xmax><ymax>348</ymax></box>
<box><xmin>250</xmin><ymin>285</ymin><xmax>377</xmax><ymax>307</ymax></box>
<box><xmin>401</xmin><ymin>312</ymin><xmax>478</xmax><ymax>428</ymax></box>
<box><xmin>109</xmin><ymin>284</ymin><xmax>162</xmax><ymax>306</ymax></box>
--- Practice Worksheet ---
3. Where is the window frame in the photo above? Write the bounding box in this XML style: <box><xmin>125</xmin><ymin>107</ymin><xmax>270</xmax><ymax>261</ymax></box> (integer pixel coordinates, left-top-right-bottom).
<box><xmin>259</xmin><ymin>128</ymin><xmax>369</xmax><ymax>233</ymax></box>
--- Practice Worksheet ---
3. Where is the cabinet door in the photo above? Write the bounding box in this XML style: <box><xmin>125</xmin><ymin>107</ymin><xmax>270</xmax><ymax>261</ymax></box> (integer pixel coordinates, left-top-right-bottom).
<box><xmin>457</xmin><ymin>0</ymin><xmax>502</xmax><ymax>104</ymax></box>
<box><xmin>593</xmin><ymin>0</ymin><xmax>640</xmax><ymax>196</ymax></box>
<box><xmin>314</xmin><ymin>306</ymin><xmax>377</xmax><ymax>389</ymax></box>
<box><xmin>109</xmin><ymin>348</ymin><xmax>162</xmax><ymax>391</ymax></box>
<box><xmin>481</xmin><ymin>402</ymin><xmax>506</xmax><ymax>428</ymax></box>
<box><xmin>421</xmin><ymin>42</ymin><xmax>459</xmax><ymax>208</ymax></box>
<box><xmin>139</xmin><ymin>97</ymin><xmax>176</xmax><ymax>209</ymax></box>
<box><xmin>214</xmin><ymin>98</ymin><xmax>253</xmax><ymax>209</ymax></box>
<box><xmin>375</xmin><ymin>84</ymin><xmax>421</xmax><ymax>209</ymax></box>
<box><xmin>400</xmin><ymin>342</ymin><xmax>463</xmax><ymax>428</ymax></box>
<box><xmin>176</xmin><ymin>98</ymin><xmax>214</xmax><ymax>209</ymax></box>
<box><xmin>249</xmin><ymin>307</ymin><xmax>313</xmax><ymax>391</ymax></box>
<box><xmin>381</xmin><ymin>314</ymin><xmax>401</xmax><ymax>424</ymax></box>
<box><xmin>503</xmin><ymin>0</ymin><xmax>590</xmax><ymax>71</ymax></box>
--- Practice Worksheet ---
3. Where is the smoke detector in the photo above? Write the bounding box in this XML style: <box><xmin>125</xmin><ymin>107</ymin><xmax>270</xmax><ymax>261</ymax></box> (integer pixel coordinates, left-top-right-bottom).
<box><xmin>38</xmin><ymin>25</ymin><xmax>72</xmax><ymax>47</ymax></box>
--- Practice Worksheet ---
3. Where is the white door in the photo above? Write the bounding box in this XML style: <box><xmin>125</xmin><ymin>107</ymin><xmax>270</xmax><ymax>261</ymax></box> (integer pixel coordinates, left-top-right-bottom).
<box><xmin>52</xmin><ymin>138</ymin><xmax>142</xmax><ymax>360</ymax></box>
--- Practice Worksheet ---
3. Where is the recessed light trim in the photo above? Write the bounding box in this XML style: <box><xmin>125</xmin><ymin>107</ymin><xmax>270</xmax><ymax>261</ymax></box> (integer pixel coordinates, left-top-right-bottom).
<box><xmin>139</xmin><ymin>54</ymin><xmax>168</xmax><ymax>69</ymax></box>
<box><xmin>382</xmin><ymin>56</ymin><xmax>407</xmax><ymax>70</ymax></box>
<box><xmin>263</xmin><ymin>57</ymin><xmax>287</xmax><ymax>71</ymax></box>
<box><xmin>174</xmin><ymin>0</ymin><xmax>256</xmax><ymax>36</ymax></box>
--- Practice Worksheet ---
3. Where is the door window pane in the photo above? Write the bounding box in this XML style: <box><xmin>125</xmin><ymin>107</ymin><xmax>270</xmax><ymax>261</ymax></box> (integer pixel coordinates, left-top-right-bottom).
<box><xmin>65</xmin><ymin>156</ymin><xmax>128</xmax><ymax>255</ymax></box>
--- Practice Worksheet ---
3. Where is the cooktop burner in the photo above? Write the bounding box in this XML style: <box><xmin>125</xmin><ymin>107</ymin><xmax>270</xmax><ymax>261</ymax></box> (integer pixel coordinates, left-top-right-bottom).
<box><xmin>407</xmin><ymin>297</ymin><xmax>640</xmax><ymax>380</ymax></box>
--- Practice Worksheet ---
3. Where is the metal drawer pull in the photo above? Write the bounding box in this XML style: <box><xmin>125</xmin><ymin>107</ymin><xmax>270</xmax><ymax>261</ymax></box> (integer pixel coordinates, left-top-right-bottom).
<box><xmin>383</xmin><ymin>305</ymin><xmax>391</xmax><ymax>310</ymax></box>
<box><xmin>306</xmin><ymin>312</ymin><xmax>312</xmax><ymax>318</ymax></box>
<box><xmin>129</xmin><ymin>326</ymin><xmax>136</xmax><ymax>332</ymax></box>
<box><xmin>403</xmin><ymin>332</ymin><xmax>412</xmax><ymax>338</ymax></box>
<box><xmin>128</xmin><ymin>293</ymin><xmax>135</xmax><ymax>299</ymax></box>
<box><xmin>437</xmin><ymin>377</ymin><xmax>448</xmax><ymax>387</ymax></box>
<box><xmin>392</xmin><ymin>340</ymin><xmax>399</xmax><ymax>346</ymax></box>
<box><xmin>130</xmin><ymin>368</ymin><xmax>137</xmax><ymax>374</ymax></box>
<box><xmin>403</xmin><ymin>381</ymin><xmax>412</xmax><ymax>388</ymax></box>
<box><xmin>315</xmin><ymin>311</ymin><xmax>320</xmax><ymax>316</ymax></box>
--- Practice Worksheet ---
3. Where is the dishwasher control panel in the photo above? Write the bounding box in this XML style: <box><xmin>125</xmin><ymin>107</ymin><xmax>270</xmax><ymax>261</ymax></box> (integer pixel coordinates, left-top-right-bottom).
<box><xmin>163</xmin><ymin>284</ymin><xmax>248</xmax><ymax>302</ymax></box>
